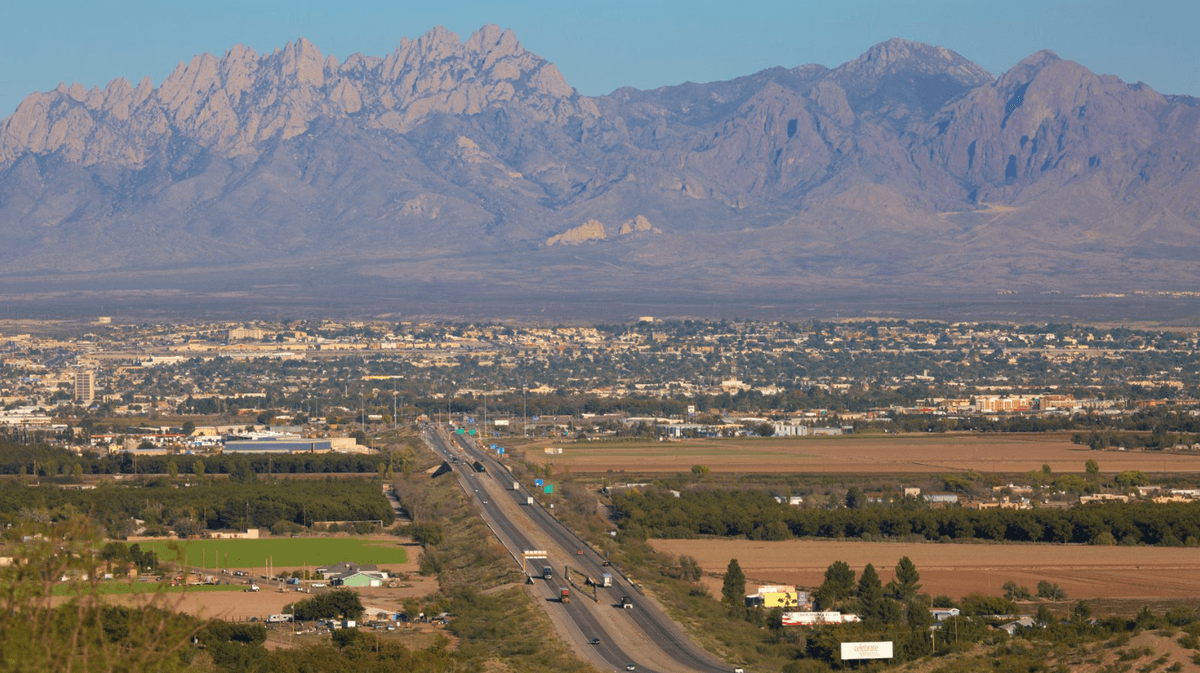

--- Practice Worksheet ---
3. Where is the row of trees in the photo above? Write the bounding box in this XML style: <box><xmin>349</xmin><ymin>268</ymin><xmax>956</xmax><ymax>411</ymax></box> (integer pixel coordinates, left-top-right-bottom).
<box><xmin>614</xmin><ymin>488</ymin><xmax>1200</xmax><ymax>546</ymax></box>
<box><xmin>0</xmin><ymin>479</ymin><xmax>394</xmax><ymax>537</ymax></box>
<box><xmin>0</xmin><ymin>440</ymin><xmax>412</xmax><ymax>477</ymax></box>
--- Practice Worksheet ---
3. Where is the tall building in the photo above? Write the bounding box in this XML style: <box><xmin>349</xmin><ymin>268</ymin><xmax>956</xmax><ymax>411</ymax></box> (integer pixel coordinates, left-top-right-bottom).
<box><xmin>74</xmin><ymin>370</ymin><xmax>95</xmax><ymax>404</ymax></box>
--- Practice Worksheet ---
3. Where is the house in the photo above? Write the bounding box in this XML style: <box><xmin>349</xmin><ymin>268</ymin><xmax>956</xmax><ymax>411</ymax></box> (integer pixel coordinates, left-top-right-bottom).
<box><xmin>997</xmin><ymin>617</ymin><xmax>1038</xmax><ymax>635</ymax></box>
<box><xmin>332</xmin><ymin>571</ymin><xmax>384</xmax><ymax>588</ymax></box>
<box><xmin>929</xmin><ymin>608</ymin><xmax>960</xmax><ymax>621</ymax></box>
<box><xmin>317</xmin><ymin>562</ymin><xmax>380</xmax><ymax>580</ymax></box>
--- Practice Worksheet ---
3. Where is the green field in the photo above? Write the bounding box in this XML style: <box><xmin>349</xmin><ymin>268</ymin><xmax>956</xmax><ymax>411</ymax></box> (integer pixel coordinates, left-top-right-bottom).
<box><xmin>54</xmin><ymin>582</ymin><xmax>246</xmax><ymax>597</ymax></box>
<box><xmin>135</xmin><ymin>538</ymin><xmax>407</xmax><ymax>569</ymax></box>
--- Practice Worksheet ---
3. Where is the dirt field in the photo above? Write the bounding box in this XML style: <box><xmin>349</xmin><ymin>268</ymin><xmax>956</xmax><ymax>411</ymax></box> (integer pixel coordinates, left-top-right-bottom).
<box><xmin>524</xmin><ymin>434</ymin><xmax>1200</xmax><ymax>474</ymax></box>
<box><xmin>650</xmin><ymin>538</ymin><xmax>1200</xmax><ymax>602</ymax></box>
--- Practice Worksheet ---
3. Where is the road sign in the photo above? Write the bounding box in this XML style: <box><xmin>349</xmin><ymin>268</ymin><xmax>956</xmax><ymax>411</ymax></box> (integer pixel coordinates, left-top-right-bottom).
<box><xmin>468</xmin><ymin>429</ymin><xmax>476</xmax><ymax>435</ymax></box>
<box><xmin>497</xmin><ymin>447</ymin><xmax>505</xmax><ymax>455</ymax></box>
<box><xmin>455</xmin><ymin>428</ymin><xmax>464</xmax><ymax>434</ymax></box>
<box><xmin>543</xmin><ymin>484</ymin><xmax>554</xmax><ymax>494</ymax></box>
<box><xmin>534</xmin><ymin>479</ymin><xmax>544</xmax><ymax>487</ymax></box>
<box><xmin>490</xmin><ymin>443</ymin><xmax>497</xmax><ymax>450</ymax></box>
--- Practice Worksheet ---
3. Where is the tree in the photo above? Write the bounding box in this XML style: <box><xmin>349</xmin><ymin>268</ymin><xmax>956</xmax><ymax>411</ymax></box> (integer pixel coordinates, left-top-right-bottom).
<box><xmin>889</xmin><ymin>556</ymin><xmax>921</xmax><ymax>601</ymax></box>
<box><xmin>182</xmin><ymin>421</ymin><xmax>196</xmax><ymax>435</ymax></box>
<box><xmin>815</xmin><ymin>560</ymin><xmax>856</xmax><ymax>609</ymax></box>
<box><xmin>1003</xmin><ymin>581</ymin><xmax>1031</xmax><ymax>601</ymax></box>
<box><xmin>1071</xmin><ymin>600</ymin><xmax>1093</xmax><ymax>623</ymax></box>
<box><xmin>1085</xmin><ymin>459</ymin><xmax>1100</xmax><ymax>477</ymax></box>
<box><xmin>1036</xmin><ymin>603</ymin><xmax>1054</xmax><ymax>626</ymax></box>
<box><xmin>690</xmin><ymin>464</ymin><xmax>710</xmax><ymax>480</ymax></box>
<box><xmin>678</xmin><ymin>555</ymin><xmax>703</xmax><ymax>582</ymax></box>
<box><xmin>1114</xmin><ymin>470</ymin><xmax>1149</xmax><ymax>490</ymax></box>
<box><xmin>721</xmin><ymin>558</ymin><xmax>746</xmax><ymax>610</ymax></box>
<box><xmin>167</xmin><ymin>461</ymin><xmax>178</xmax><ymax>480</ymax></box>
<box><xmin>1041</xmin><ymin>464</ymin><xmax>1052</xmax><ymax>477</ymax></box>
<box><xmin>856</xmin><ymin>563</ymin><xmax>885</xmax><ymax>626</ymax></box>
<box><xmin>1037</xmin><ymin>580</ymin><xmax>1067</xmax><ymax>601</ymax></box>
<box><xmin>844</xmin><ymin>486</ymin><xmax>866</xmax><ymax>509</ymax></box>
<box><xmin>192</xmin><ymin>459</ymin><xmax>205</xmax><ymax>477</ymax></box>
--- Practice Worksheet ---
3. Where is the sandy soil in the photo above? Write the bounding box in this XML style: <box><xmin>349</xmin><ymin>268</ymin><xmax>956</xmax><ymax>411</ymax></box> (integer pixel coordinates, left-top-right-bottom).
<box><xmin>651</xmin><ymin>538</ymin><xmax>1200</xmax><ymax>602</ymax></box>
<box><xmin>523</xmin><ymin>434</ymin><xmax>1200</xmax><ymax>474</ymax></box>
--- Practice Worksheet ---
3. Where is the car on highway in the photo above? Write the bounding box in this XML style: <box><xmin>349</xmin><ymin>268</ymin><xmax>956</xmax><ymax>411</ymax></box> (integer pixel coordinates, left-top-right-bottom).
<box><xmin>589</xmin><ymin>637</ymin><xmax>600</xmax><ymax>645</ymax></box>
<box><xmin>576</xmin><ymin>549</ymin><xmax>583</xmax><ymax>555</ymax></box>
<box><xmin>626</xmin><ymin>665</ymin><xmax>636</xmax><ymax>671</ymax></box>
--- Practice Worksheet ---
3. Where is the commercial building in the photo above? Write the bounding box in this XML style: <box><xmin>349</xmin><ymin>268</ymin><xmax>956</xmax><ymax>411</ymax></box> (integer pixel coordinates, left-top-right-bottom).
<box><xmin>74</xmin><ymin>370</ymin><xmax>95</xmax><ymax>404</ymax></box>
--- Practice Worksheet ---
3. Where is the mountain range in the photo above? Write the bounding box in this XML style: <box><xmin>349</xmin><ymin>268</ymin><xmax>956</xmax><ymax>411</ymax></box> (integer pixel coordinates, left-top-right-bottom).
<box><xmin>2</xmin><ymin>25</ymin><xmax>1199</xmax><ymax>320</ymax></box>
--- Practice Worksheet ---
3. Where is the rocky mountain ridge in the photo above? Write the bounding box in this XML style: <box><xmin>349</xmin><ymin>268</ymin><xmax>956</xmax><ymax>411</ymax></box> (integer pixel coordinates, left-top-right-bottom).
<box><xmin>1</xmin><ymin>26</ymin><xmax>1199</xmax><ymax>315</ymax></box>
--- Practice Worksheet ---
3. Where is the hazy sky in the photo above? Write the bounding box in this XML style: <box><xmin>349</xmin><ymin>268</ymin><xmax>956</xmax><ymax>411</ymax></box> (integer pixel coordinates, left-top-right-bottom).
<box><xmin>2</xmin><ymin>0</ymin><xmax>1197</xmax><ymax>116</ymax></box>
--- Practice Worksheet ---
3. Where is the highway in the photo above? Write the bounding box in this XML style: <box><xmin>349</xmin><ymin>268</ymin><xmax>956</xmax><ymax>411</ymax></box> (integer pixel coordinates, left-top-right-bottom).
<box><xmin>422</xmin><ymin>425</ymin><xmax>736</xmax><ymax>673</ymax></box>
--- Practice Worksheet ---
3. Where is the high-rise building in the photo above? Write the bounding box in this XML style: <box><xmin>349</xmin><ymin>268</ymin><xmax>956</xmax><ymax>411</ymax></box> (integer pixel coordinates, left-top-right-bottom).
<box><xmin>74</xmin><ymin>370</ymin><xmax>95</xmax><ymax>404</ymax></box>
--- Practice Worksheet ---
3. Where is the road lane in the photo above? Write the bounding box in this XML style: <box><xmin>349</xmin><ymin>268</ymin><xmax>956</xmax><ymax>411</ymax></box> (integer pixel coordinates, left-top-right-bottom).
<box><xmin>422</xmin><ymin>426</ymin><xmax>662</xmax><ymax>673</ymax></box>
<box><xmin>435</xmin><ymin>426</ymin><xmax>735</xmax><ymax>673</ymax></box>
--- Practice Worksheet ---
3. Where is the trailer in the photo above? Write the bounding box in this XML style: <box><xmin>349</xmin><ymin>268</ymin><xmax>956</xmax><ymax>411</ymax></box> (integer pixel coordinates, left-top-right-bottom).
<box><xmin>267</xmin><ymin>614</ymin><xmax>294</xmax><ymax>623</ymax></box>
<box><xmin>526</xmin><ymin>496</ymin><xmax>534</xmax><ymax>506</ymax></box>
<box><xmin>510</xmin><ymin>480</ymin><xmax>519</xmax><ymax>490</ymax></box>
<box><xmin>601</xmin><ymin>573</ymin><xmax>613</xmax><ymax>588</ymax></box>
<box><xmin>559</xmin><ymin>587</ymin><xmax>571</xmax><ymax>604</ymax></box>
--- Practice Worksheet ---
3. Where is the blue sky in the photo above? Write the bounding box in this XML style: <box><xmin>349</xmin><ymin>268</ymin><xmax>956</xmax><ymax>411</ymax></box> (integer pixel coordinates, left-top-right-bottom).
<box><xmin>2</xmin><ymin>0</ymin><xmax>1197</xmax><ymax>116</ymax></box>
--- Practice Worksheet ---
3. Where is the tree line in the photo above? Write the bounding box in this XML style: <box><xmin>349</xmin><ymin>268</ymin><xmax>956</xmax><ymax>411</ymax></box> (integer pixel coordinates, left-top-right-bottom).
<box><xmin>0</xmin><ymin>478</ymin><xmax>394</xmax><ymax>537</ymax></box>
<box><xmin>613</xmin><ymin>489</ymin><xmax>1200</xmax><ymax>546</ymax></box>
<box><xmin>0</xmin><ymin>440</ymin><xmax>405</xmax><ymax>477</ymax></box>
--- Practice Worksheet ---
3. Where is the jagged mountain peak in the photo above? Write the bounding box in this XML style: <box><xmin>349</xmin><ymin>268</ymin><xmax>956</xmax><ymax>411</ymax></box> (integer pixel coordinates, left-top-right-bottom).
<box><xmin>829</xmin><ymin>38</ymin><xmax>992</xmax><ymax>118</ymax></box>
<box><xmin>835</xmin><ymin>37</ymin><xmax>992</xmax><ymax>85</ymax></box>
<box><xmin>2</xmin><ymin>30</ymin><xmax>1199</xmax><ymax>305</ymax></box>
<box><xmin>0</xmin><ymin>24</ymin><xmax>594</xmax><ymax>166</ymax></box>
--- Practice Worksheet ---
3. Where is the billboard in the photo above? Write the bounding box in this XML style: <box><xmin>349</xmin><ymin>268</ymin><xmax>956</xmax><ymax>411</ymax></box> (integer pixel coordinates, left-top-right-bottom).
<box><xmin>534</xmin><ymin>479</ymin><xmax>544</xmax><ymax>487</ymax></box>
<box><xmin>840</xmin><ymin>641</ymin><xmax>892</xmax><ymax>661</ymax></box>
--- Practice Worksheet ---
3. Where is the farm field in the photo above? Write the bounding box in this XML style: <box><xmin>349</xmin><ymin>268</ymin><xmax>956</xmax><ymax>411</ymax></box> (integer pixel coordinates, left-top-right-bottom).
<box><xmin>135</xmin><ymin>536</ymin><xmax>407</xmax><ymax>570</ymax></box>
<box><xmin>651</xmin><ymin>538</ymin><xmax>1200</xmax><ymax>602</ymax></box>
<box><xmin>54</xmin><ymin>582</ymin><xmax>245</xmax><ymax>597</ymax></box>
<box><xmin>523</xmin><ymin>434</ymin><xmax>1200</xmax><ymax>474</ymax></box>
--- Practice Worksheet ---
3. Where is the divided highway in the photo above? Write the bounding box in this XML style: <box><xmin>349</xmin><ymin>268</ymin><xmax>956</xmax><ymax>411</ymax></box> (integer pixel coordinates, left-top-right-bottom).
<box><xmin>422</xmin><ymin>425</ymin><xmax>737</xmax><ymax>673</ymax></box>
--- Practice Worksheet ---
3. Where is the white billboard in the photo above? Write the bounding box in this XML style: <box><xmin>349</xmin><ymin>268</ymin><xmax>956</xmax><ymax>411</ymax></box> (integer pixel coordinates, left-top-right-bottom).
<box><xmin>840</xmin><ymin>641</ymin><xmax>893</xmax><ymax>660</ymax></box>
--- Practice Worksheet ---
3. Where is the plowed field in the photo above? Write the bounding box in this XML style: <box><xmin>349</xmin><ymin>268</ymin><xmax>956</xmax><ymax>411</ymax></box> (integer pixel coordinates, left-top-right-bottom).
<box><xmin>651</xmin><ymin>538</ymin><xmax>1200</xmax><ymax>601</ymax></box>
<box><xmin>525</xmin><ymin>434</ymin><xmax>1200</xmax><ymax>474</ymax></box>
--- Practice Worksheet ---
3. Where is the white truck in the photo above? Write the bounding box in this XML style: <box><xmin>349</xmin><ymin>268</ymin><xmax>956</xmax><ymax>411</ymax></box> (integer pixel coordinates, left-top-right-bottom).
<box><xmin>511</xmin><ymin>480</ymin><xmax>519</xmax><ymax>490</ymax></box>
<box><xmin>601</xmin><ymin>573</ymin><xmax>613</xmax><ymax>588</ymax></box>
<box><xmin>267</xmin><ymin>614</ymin><xmax>293</xmax><ymax>623</ymax></box>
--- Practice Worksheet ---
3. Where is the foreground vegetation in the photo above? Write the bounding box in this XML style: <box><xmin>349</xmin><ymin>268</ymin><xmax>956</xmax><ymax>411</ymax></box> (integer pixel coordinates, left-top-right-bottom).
<box><xmin>0</xmin><ymin>442</ymin><xmax>596</xmax><ymax>672</ymax></box>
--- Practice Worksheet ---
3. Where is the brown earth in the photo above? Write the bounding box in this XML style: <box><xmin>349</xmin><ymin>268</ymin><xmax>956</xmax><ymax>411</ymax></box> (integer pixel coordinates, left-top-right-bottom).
<box><xmin>524</xmin><ymin>434</ymin><xmax>1200</xmax><ymax>474</ymax></box>
<box><xmin>650</xmin><ymin>538</ymin><xmax>1200</xmax><ymax>603</ymax></box>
